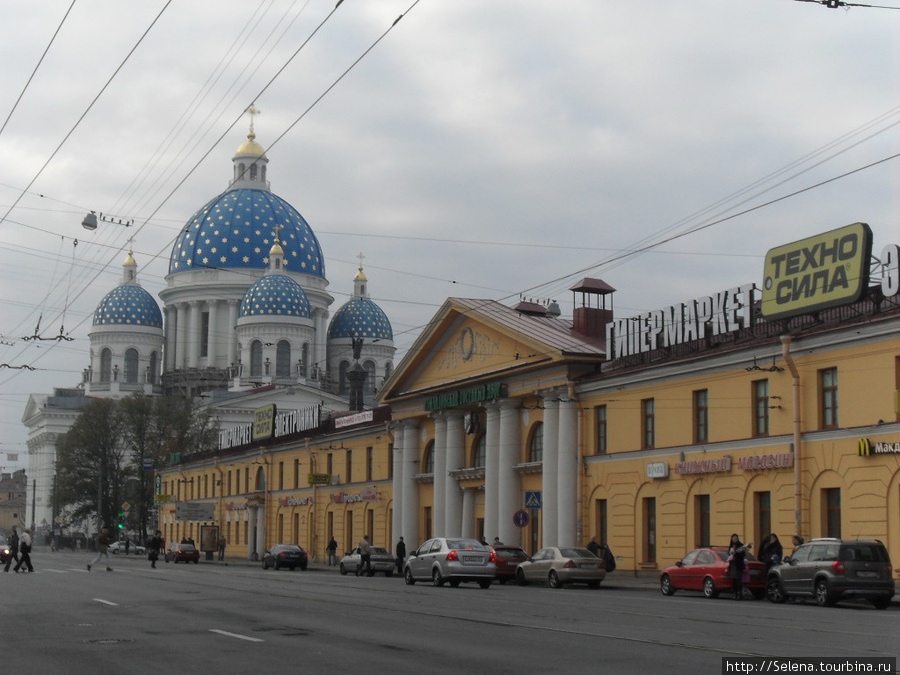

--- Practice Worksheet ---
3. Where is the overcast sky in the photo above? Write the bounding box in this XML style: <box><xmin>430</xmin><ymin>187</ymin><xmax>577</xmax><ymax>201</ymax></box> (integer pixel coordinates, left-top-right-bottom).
<box><xmin>1</xmin><ymin>0</ymin><xmax>898</xmax><ymax>471</ymax></box>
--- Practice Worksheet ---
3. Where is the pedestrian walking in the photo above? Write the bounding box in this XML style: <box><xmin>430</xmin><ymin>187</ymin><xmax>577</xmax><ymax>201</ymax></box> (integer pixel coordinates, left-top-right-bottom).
<box><xmin>4</xmin><ymin>527</ymin><xmax>20</xmax><ymax>572</ymax></box>
<box><xmin>87</xmin><ymin>527</ymin><xmax>113</xmax><ymax>572</ymax></box>
<box><xmin>217</xmin><ymin>534</ymin><xmax>227</xmax><ymax>561</ymax></box>
<box><xmin>357</xmin><ymin>535</ymin><xmax>373</xmax><ymax>577</ymax></box>
<box><xmin>395</xmin><ymin>536</ymin><xmax>406</xmax><ymax>574</ymax></box>
<box><xmin>13</xmin><ymin>528</ymin><xmax>34</xmax><ymax>572</ymax></box>
<box><xmin>326</xmin><ymin>536</ymin><xmax>338</xmax><ymax>566</ymax></box>
<box><xmin>148</xmin><ymin>530</ymin><xmax>163</xmax><ymax>569</ymax></box>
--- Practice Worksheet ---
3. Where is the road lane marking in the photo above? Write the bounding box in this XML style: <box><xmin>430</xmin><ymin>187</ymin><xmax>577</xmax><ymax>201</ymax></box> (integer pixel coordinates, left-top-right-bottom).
<box><xmin>209</xmin><ymin>629</ymin><xmax>263</xmax><ymax>643</ymax></box>
<box><xmin>93</xmin><ymin>599</ymin><xmax>118</xmax><ymax>606</ymax></box>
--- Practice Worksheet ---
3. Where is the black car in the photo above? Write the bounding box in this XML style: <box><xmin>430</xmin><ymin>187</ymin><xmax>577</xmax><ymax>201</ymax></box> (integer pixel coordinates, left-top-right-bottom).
<box><xmin>262</xmin><ymin>544</ymin><xmax>308</xmax><ymax>571</ymax></box>
<box><xmin>165</xmin><ymin>542</ymin><xmax>200</xmax><ymax>564</ymax></box>
<box><xmin>767</xmin><ymin>538</ymin><xmax>894</xmax><ymax>609</ymax></box>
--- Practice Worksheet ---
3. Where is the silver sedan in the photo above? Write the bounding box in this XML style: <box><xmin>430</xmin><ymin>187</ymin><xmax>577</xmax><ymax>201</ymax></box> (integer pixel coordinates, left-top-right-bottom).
<box><xmin>515</xmin><ymin>547</ymin><xmax>607</xmax><ymax>589</ymax></box>
<box><xmin>404</xmin><ymin>537</ymin><xmax>495</xmax><ymax>588</ymax></box>
<box><xmin>339</xmin><ymin>546</ymin><xmax>396</xmax><ymax>576</ymax></box>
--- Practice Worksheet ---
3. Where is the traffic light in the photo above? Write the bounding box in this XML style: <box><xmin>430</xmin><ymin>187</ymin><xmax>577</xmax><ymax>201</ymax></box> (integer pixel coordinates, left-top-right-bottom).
<box><xmin>117</xmin><ymin>512</ymin><xmax>126</xmax><ymax>530</ymax></box>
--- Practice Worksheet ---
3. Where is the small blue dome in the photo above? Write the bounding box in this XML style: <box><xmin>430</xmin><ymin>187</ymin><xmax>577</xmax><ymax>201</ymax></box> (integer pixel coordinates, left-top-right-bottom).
<box><xmin>169</xmin><ymin>188</ymin><xmax>325</xmax><ymax>277</ymax></box>
<box><xmin>240</xmin><ymin>273</ymin><xmax>312</xmax><ymax>318</ymax></box>
<box><xmin>93</xmin><ymin>284</ymin><xmax>163</xmax><ymax>328</ymax></box>
<box><xmin>328</xmin><ymin>298</ymin><xmax>393</xmax><ymax>340</ymax></box>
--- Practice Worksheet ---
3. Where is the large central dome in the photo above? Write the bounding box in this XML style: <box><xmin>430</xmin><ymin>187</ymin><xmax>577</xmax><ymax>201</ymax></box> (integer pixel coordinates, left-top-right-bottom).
<box><xmin>169</xmin><ymin>188</ymin><xmax>325</xmax><ymax>277</ymax></box>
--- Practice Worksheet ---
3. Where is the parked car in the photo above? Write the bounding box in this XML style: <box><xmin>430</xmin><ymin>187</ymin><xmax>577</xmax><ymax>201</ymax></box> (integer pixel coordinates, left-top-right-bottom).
<box><xmin>339</xmin><ymin>545</ymin><xmax>395</xmax><ymax>576</ymax></box>
<box><xmin>515</xmin><ymin>547</ymin><xmax>606</xmax><ymax>589</ymax></box>
<box><xmin>0</xmin><ymin>537</ymin><xmax>11</xmax><ymax>564</ymax></box>
<box><xmin>262</xmin><ymin>544</ymin><xmax>308</xmax><ymax>571</ymax></box>
<box><xmin>165</xmin><ymin>542</ymin><xmax>200</xmax><ymax>564</ymax></box>
<box><xmin>108</xmin><ymin>540</ymin><xmax>147</xmax><ymax>555</ymax></box>
<box><xmin>492</xmin><ymin>545</ymin><xmax>529</xmax><ymax>584</ymax></box>
<box><xmin>766</xmin><ymin>538</ymin><xmax>894</xmax><ymax>609</ymax></box>
<box><xmin>659</xmin><ymin>547</ymin><xmax>766</xmax><ymax>599</ymax></box>
<box><xmin>404</xmin><ymin>537</ymin><xmax>496</xmax><ymax>588</ymax></box>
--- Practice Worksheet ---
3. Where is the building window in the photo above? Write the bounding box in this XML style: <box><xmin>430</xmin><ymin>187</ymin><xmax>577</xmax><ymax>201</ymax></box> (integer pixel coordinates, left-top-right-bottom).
<box><xmin>755</xmin><ymin>491</ymin><xmax>771</xmax><ymax>546</ymax></box>
<box><xmin>819</xmin><ymin>367</ymin><xmax>838</xmax><ymax>429</ymax></box>
<box><xmin>300</xmin><ymin>343</ymin><xmax>309</xmax><ymax>377</ymax></box>
<box><xmin>363</xmin><ymin>360</ymin><xmax>377</xmax><ymax>394</ymax></box>
<box><xmin>595</xmin><ymin>499</ymin><xmax>608</xmax><ymax>546</ymax></box>
<box><xmin>424</xmin><ymin>506</ymin><xmax>433</xmax><ymax>541</ymax></box>
<box><xmin>824</xmin><ymin>488</ymin><xmax>841</xmax><ymax>537</ymax></box>
<box><xmin>345</xmin><ymin>449</ymin><xmax>353</xmax><ymax>484</ymax></box>
<box><xmin>326</xmin><ymin>453</ymin><xmax>333</xmax><ymax>478</ymax></box>
<box><xmin>642</xmin><ymin>399</ymin><xmax>655</xmax><ymax>449</ymax></box>
<box><xmin>294</xmin><ymin>459</ymin><xmax>300</xmax><ymax>489</ymax></box>
<box><xmin>148</xmin><ymin>352</ymin><xmax>158</xmax><ymax>384</ymax></box>
<box><xmin>643</xmin><ymin>497</ymin><xmax>656</xmax><ymax>563</ymax></box>
<box><xmin>529</xmin><ymin>423</ymin><xmax>543</xmax><ymax>463</ymax></box>
<box><xmin>278</xmin><ymin>462</ymin><xmax>284</xmax><ymax>490</ymax></box>
<box><xmin>695</xmin><ymin>494</ymin><xmax>710</xmax><ymax>547</ymax></box>
<box><xmin>753</xmin><ymin>379</ymin><xmax>769</xmax><ymax>437</ymax></box>
<box><xmin>276</xmin><ymin>340</ymin><xmax>291</xmax><ymax>377</ymax></box>
<box><xmin>472</xmin><ymin>434</ymin><xmax>486</xmax><ymax>468</ymax></box>
<box><xmin>388</xmin><ymin>443</ymin><xmax>394</xmax><ymax>480</ymax></box>
<box><xmin>366</xmin><ymin>446</ymin><xmax>373</xmax><ymax>482</ymax></box>
<box><xmin>124</xmin><ymin>348</ymin><xmax>139</xmax><ymax>384</ymax></box>
<box><xmin>200</xmin><ymin>311</ymin><xmax>209</xmax><ymax>358</ymax></box>
<box><xmin>100</xmin><ymin>348</ymin><xmax>112</xmax><ymax>382</ymax></box>
<box><xmin>693</xmin><ymin>389</ymin><xmax>708</xmax><ymax>444</ymax></box>
<box><xmin>250</xmin><ymin>341</ymin><xmax>263</xmax><ymax>376</ymax></box>
<box><xmin>595</xmin><ymin>405</ymin><xmax>607</xmax><ymax>455</ymax></box>
<box><xmin>423</xmin><ymin>441</ymin><xmax>435</xmax><ymax>474</ymax></box>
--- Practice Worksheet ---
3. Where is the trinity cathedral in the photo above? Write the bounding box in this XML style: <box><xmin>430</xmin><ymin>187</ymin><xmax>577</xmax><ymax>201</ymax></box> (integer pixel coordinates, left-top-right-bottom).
<box><xmin>22</xmin><ymin>125</ymin><xmax>396</xmax><ymax>533</ymax></box>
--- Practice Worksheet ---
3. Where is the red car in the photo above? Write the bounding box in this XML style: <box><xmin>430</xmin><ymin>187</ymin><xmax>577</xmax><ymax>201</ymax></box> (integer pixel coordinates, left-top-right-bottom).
<box><xmin>660</xmin><ymin>547</ymin><xmax>766</xmax><ymax>599</ymax></box>
<box><xmin>492</xmin><ymin>545</ymin><xmax>529</xmax><ymax>584</ymax></box>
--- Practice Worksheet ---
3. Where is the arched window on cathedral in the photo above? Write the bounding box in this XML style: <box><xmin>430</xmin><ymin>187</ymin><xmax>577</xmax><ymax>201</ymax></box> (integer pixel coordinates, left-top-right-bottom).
<box><xmin>276</xmin><ymin>340</ymin><xmax>291</xmax><ymax>377</ymax></box>
<box><xmin>100</xmin><ymin>348</ymin><xmax>112</xmax><ymax>383</ymax></box>
<box><xmin>238</xmin><ymin>162</ymin><xmax>246</xmax><ymax>180</ymax></box>
<box><xmin>384</xmin><ymin>361</ymin><xmax>393</xmax><ymax>381</ymax></box>
<box><xmin>124</xmin><ymin>348</ymin><xmax>139</xmax><ymax>384</ymax></box>
<box><xmin>250</xmin><ymin>340</ymin><xmax>263</xmax><ymax>376</ymax></box>
<box><xmin>528</xmin><ymin>422</ymin><xmax>544</xmax><ymax>463</ymax></box>
<box><xmin>472</xmin><ymin>433</ymin><xmax>486</xmax><ymax>468</ymax></box>
<box><xmin>261</xmin><ymin>165</ymin><xmax>267</xmax><ymax>183</ymax></box>
<box><xmin>249</xmin><ymin>163</ymin><xmax>257</xmax><ymax>180</ymax></box>
<box><xmin>363</xmin><ymin>360</ymin><xmax>376</xmax><ymax>394</ymax></box>
<box><xmin>148</xmin><ymin>352</ymin><xmax>158</xmax><ymax>384</ymax></box>
<box><xmin>299</xmin><ymin>343</ymin><xmax>309</xmax><ymax>377</ymax></box>
<box><xmin>423</xmin><ymin>440</ymin><xmax>435</xmax><ymax>474</ymax></box>
<box><xmin>339</xmin><ymin>361</ymin><xmax>350</xmax><ymax>394</ymax></box>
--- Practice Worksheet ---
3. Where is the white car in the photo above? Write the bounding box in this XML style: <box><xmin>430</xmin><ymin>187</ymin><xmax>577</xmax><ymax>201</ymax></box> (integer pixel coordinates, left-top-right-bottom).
<box><xmin>108</xmin><ymin>540</ymin><xmax>146</xmax><ymax>555</ymax></box>
<box><xmin>339</xmin><ymin>546</ymin><xmax>396</xmax><ymax>576</ymax></box>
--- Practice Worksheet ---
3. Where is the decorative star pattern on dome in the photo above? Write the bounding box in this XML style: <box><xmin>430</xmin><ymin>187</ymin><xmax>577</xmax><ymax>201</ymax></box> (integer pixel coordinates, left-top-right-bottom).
<box><xmin>169</xmin><ymin>188</ymin><xmax>325</xmax><ymax>277</ymax></box>
<box><xmin>93</xmin><ymin>284</ymin><xmax>163</xmax><ymax>328</ymax></box>
<box><xmin>239</xmin><ymin>274</ymin><xmax>312</xmax><ymax>318</ymax></box>
<box><xmin>328</xmin><ymin>298</ymin><xmax>393</xmax><ymax>340</ymax></box>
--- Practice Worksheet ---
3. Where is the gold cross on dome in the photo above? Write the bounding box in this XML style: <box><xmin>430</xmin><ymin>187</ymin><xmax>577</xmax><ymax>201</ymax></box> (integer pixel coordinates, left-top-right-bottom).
<box><xmin>357</xmin><ymin>251</ymin><xmax>365</xmax><ymax>270</ymax></box>
<box><xmin>272</xmin><ymin>223</ymin><xmax>284</xmax><ymax>245</ymax></box>
<box><xmin>245</xmin><ymin>104</ymin><xmax>261</xmax><ymax>139</ymax></box>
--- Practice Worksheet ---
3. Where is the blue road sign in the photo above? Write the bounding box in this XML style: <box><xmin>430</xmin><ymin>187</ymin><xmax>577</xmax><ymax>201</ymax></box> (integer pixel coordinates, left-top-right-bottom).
<box><xmin>525</xmin><ymin>491</ymin><xmax>542</xmax><ymax>509</ymax></box>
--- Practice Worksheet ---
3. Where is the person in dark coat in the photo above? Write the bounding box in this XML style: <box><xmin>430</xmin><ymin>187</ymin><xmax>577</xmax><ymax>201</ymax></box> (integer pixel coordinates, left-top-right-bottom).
<box><xmin>148</xmin><ymin>530</ymin><xmax>163</xmax><ymax>568</ymax></box>
<box><xmin>4</xmin><ymin>527</ymin><xmax>20</xmax><ymax>572</ymax></box>
<box><xmin>759</xmin><ymin>533</ymin><xmax>783</xmax><ymax>571</ymax></box>
<box><xmin>727</xmin><ymin>533</ymin><xmax>751</xmax><ymax>600</ymax></box>
<box><xmin>395</xmin><ymin>537</ymin><xmax>406</xmax><ymax>574</ymax></box>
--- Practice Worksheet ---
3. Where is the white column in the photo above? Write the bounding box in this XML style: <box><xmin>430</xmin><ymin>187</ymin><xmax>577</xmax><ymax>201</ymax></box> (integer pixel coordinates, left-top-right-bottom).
<box><xmin>314</xmin><ymin>307</ymin><xmax>328</xmax><ymax>377</ymax></box>
<box><xmin>391</xmin><ymin>431</ymin><xmax>404</xmax><ymax>547</ymax></box>
<box><xmin>176</xmin><ymin>303</ymin><xmax>188</xmax><ymax>370</ymax></box>
<box><xmin>164</xmin><ymin>306</ymin><xmax>176</xmax><ymax>372</ymax></box>
<box><xmin>444</xmin><ymin>412</ymin><xmax>465</xmax><ymax>537</ymax></box>
<box><xmin>207</xmin><ymin>299</ymin><xmax>219</xmax><ymax>365</ymax></box>
<box><xmin>461</xmin><ymin>488</ymin><xmax>476</xmax><ymax>539</ymax></box>
<box><xmin>557</xmin><ymin>398</ymin><xmax>578</xmax><ymax>548</ymax></box>
<box><xmin>401</xmin><ymin>420</ymin><xmax>420</xmax><ymax>544</ymax></box>
<box><xmin>432</xmin><ymin>414</ymin><xmax>447</xmax><ymax>535</ymax></box>
<box><xmin>227</xmin><ymin>300</ymin><xmax>239</xmax><ymax>368</ymax></box>
<box><xmin>497</xmin><ymin>399</ymin><xmax>521</xmax><ymax>545</ymax></box>
<box><xmin>483</xmin><ymin>404</ymin><xmax>500</xmax><ymax>544</ymax></box>
<box><xmin>255</xmin><ymin>507</ymin><xmax>266</xmax><ymax>560</ymax></box>
<box><xmin>542</xmin><ymin>395</ymin><xmax>560</xmax><ymax>548</ymax></box>
<box><xmin>188</xmin><ymin>301</ymin><xmax>201</xmax><ymax>368</ymax></box>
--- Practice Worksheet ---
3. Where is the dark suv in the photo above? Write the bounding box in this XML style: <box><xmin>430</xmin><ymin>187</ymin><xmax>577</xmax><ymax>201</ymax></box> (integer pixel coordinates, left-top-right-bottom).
<box><xmin>766</xmin><ymin>538</ymin><xmax>894</xmax><ymax>609</ymax></box>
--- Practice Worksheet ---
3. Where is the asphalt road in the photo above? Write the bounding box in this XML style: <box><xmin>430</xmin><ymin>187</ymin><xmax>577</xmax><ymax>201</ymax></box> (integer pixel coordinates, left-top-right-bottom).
<box><xmin>2</xmin><ymin>550</ymin><xmax>896</xmax><ymax>675</ymax></box>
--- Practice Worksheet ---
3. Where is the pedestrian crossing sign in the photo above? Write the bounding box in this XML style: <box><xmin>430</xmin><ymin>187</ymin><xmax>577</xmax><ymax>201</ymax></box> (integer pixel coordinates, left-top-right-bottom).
<box><xmin>525</xmin><ymin>491</ymin><xmax>542</xmax><ymax>509</ymax></box>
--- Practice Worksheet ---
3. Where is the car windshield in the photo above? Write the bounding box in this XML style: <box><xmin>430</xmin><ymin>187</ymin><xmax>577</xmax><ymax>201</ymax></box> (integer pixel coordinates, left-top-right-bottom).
<box><xmin>446</xmin><ymin>539</ymin><xmax>486</xmax><ymax>551</ymax></box>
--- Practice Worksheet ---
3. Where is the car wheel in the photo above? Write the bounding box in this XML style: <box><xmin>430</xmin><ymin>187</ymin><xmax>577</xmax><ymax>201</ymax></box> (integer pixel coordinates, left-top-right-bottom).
<box><xmin>339</xmin><ymin>563</ymin><xmax>347</xmax><ymax>575</ymax></box>
<box><xmin>478</xmin><ymin>580</ymin><xmax>491</xmax><ymax>589</ymax></box>
<box><xmin>516</xmin><ymin>568</ymin><xmax>527</xmax><ymax>586</ymax></box>
<box><xmin>660</xmin><ymin>574</ymin><xmax>675</xmax><ymax>596</ymax></box>
<box><xmin>548</xmin><ymin>570</ymin><xmax>563</xmax><ymax>589</ymax></box>
<box><xmin>815</xmin><ymin>578</ymin><xmax>835</xmax><ymax>606</ymax></box>
<box><xmin>404</xmin><ymin>567</ymin><xmax>416</xmax><ymax>585</ymax></box>
<box><xmin>703</xmin><ymin>577</ymin><xmax>719</xmax><ymax>599</ymax></box>
<box><xmin>871</xmin><ymin>596</ymin><xmax>891</xmax><ymax>610</ymax></box>
<box><xmin>432</xmin><ymin>567</ymin><xmax>445</xmax><ymax>587</ymax></box>
<box><xmin>767</xmin><ymin>576</ymin><xmax>788</xmax><ymax>603</ymax></box>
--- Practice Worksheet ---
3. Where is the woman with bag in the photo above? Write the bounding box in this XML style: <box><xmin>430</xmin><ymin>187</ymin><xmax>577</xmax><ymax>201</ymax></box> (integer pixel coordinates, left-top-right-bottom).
<box><xmin>148</xmin><ymin>530</ymin><xmax>162</xmax><ymax>569</ymax></box>
<box><xmin>727</xmin><ymin>533</ymin><xmax>751</xmax><ymax>600</ymax></box>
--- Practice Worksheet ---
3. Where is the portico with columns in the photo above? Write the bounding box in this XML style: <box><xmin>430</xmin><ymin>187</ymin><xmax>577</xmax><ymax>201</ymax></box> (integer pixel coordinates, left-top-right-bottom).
<box><xmin>380</xmin><ymin>296</ymin><xmax>607</xmax><ymax>552</ymax></box>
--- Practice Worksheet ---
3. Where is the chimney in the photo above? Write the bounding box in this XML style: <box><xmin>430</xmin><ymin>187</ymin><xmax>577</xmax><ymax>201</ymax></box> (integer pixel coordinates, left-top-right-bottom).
<box><xmin>569</xmin><ymin>278</ymin><xmax>615</xmax><ymax>339</ymax></box>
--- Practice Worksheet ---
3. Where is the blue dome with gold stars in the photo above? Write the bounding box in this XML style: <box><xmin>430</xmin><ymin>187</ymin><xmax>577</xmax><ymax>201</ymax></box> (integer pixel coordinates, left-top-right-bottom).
<box><xmin>240</xmin><ymin>273</ymin><xmax>312</xmax><ymax>318</ymax></box>
<box><xmin>93</xmin><ymin>284</ymin><xmax>163</xmax><ymax>328</ymax></box>
<box><xmin>328</xmin><ymin>298</ymin><xmax>393</xmax><ymax>340</ymax></box>
<box><xmin>169</xmin><ymin>188</ymin><xmax>325</xmax><ymax>277</ymax></box>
